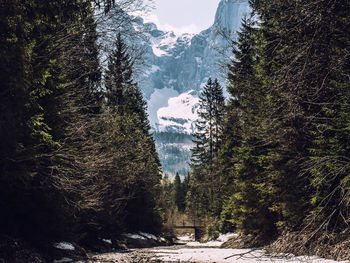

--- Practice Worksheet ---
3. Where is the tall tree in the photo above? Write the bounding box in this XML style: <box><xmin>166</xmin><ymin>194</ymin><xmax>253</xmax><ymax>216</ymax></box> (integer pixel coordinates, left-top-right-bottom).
<box><xmin>187</xmin><ymin>78</ymin><xmax>226</xmax><ymax>219</ymax></box>
<box><xmin>102</xmin><ymin>33</ymin><xmax>162</xmax><ymax>234</ymax></box>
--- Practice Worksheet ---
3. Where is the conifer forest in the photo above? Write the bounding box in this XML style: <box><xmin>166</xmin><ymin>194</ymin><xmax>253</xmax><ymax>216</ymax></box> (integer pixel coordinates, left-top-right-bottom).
<box><xmin>1</xmin><ymin>0</ymin><xmax>350</xmax><ymax>262</ymax></box>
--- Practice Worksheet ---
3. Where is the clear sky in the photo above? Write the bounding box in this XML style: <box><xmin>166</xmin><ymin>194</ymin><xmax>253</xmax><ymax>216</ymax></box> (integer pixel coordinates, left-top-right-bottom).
<box><xmin>150</xmin><ymin>0</ymin><xmax>221</xmax><ymax>34</ymax></box>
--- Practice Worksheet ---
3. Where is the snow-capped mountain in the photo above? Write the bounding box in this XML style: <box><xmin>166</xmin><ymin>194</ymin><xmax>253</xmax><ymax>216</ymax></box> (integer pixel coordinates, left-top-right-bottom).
<box><xmin>135</xmin><ymin>0</ymin><xmax>250</xmax><ymax>175</ymax></box>
<box><xmin>135</xmin><ymin>0</ymin><xmax>250</xmax><ymax>132</ymax></box>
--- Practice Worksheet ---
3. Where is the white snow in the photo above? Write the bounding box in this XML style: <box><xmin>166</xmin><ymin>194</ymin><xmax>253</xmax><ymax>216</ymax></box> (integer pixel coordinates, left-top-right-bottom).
<box><xmin>168</xmin><ymin>79</ymin><xmax>177</xmax><ymax>85</ymax></box>
<box><xmin>157</xmin><ymin>90</ymin><xmax>200</xmax><ymax>134</ymax></box>
<box><xmin>84</xmin><ymin>233</ymin><xmax>346</xmax><ymax>263</ymax></box>
<box><xmin>53</xmin><ymin>242</ymin><xmax>75</xmax><ymax>251</ymax></box>
<box><xmin>151</xmin><ymin>247</ymin><xmax>346</xmax><ymax>263</ymax></box>
<box><xmin>217</xmin><ymin>232</ymin><xmax>239</xmax><ymax>243</ymax></box>
<box><xmin>139</xmin><ymin>232</ymin><xmax>158</xmax><ymax>240</ymax></box>
<box><xmin>102</xmin><ymin>239</ymin><xmax>112</xmax><ymax>244</ymax></box>
<box><xmin>124</xmin><ymin>232</ymin><xmax>166</xmax><ymax>243</ymax></box>
<box><xmin>156</xmin><ymin>233</ymin><xmax>346</xmax><ymax>262</ymax></box>
<box><xmin>195</xmin><ymin>57</ymin><xmax>202</xmax><ymax>64</ymax></box>
<box><xmin>177</xmin><ymin>235</ymin><xmax>195</xmax><ymax>242</ymax></box>
<box><xmin>147</xmin><ymin>87</ymin><xmax>179</xmax><ymax>128</ymax></box>
<box><xmin>53</xmin><ymin>258</ymin><xmax>73</xmax><ymax>263</ymax></box>
<box><xmin>152</xmin><ymin>46</ymin><xmax>168</xmax><ymax>57</ymax></box>
<box><xmin>144</xmin><ymin>65</ymin><xmax>160</xmax><ymax>76</ymax></box>
<box><xmin>184</xmin><ymin>233</ymin><xmax>238</xmax><ymax>247</ymax></box>
<box><xmin>124</xmin><ymin>233</ymin><xmax>147</xmax><ymax>240</ymax></box>
<box><xmin>186</xmin><ymin>240</ymin><xmax>223</xmax><ymax>247</ymax></box>
<box><xmin>150</xmin><ymin>32</ymin><xmax>178</xmax><ymax>57</ymax></box>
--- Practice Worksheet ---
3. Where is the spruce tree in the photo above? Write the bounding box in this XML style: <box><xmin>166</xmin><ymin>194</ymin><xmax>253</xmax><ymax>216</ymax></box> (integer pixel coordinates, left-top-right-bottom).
<box><xmin>188</xmin><ymin>78</ymin><xmax>225</xmax><ymax>219</ymax></box>
<box><xmin>102</xmin><ymin>33</ymin><xmax>162</xmax><ymax>234</ymax></box>
<box><xmin>105</xmin><ymin>33</ymin><xmax>134</xmax><ymax>113</ymax></box>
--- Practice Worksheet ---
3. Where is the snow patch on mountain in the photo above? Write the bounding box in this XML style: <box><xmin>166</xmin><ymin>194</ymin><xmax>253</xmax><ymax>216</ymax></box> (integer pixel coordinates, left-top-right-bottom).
<box><xmin>150</xmin><ymin>31</ymin><xmax>178</xmax><ymax>57</ymax></box>
<box><xmin>157</xmin><ymin>90</ymin><xmax>200</xmax><ymax>134</ymax></box>
<box><xmin>148</xmin><ymin>88</ymin><xmax>179</xmax><ymax>128</ymax></box>
<box><xmin>145</xmin><ymin>65</ymin><xmax>160</xmax><ymax>76</ymax></box>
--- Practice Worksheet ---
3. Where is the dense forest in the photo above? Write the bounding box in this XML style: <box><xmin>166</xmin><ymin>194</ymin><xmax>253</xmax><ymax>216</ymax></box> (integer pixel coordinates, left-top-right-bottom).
<box><xmin>0</xmin><ymin>0</ymin><xmax>162</xmax><ymax>261</ymax></box>
<box><xmin>186</xmin><ymin>0</ymin><xmax>350</xmax><ymax>259</ymax></box>
<box><xmin>1</xmin><ymin>0</ymin><xmax>350</xmax><ymax>261</ymax></box>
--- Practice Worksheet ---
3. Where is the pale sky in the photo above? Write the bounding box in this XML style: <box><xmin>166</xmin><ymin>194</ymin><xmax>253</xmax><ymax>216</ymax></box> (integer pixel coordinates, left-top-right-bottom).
<box><xmin>150</xmin><ymin>0</ymin><xmax>221</xmax><ymax>34</ymax></box>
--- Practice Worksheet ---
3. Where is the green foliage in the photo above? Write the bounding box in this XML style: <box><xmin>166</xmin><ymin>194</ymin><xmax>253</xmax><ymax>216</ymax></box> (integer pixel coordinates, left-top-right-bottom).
<box><xmin>187</xmin><ymin>78</ymin><xmax>226</xmax><ymax>221</ymax></box>
<box><xmin>99</xmin><ymin>33</ymin><xmax>162</xmax><ymax>236</ymax></box>
<box><xmin>215</xmin><ymin>0</ymin><xmax>350</xmax><ymax>242</ymax></box>
<box><xmin>0</xmin><ymin>0</ymin><xmax>162</xmax><ymax>253</ymax></box>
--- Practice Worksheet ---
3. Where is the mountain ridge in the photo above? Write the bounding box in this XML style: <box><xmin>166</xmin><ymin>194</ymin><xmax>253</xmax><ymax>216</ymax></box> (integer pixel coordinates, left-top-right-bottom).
<box><xmin>135</xmin><ymin>0</ymin><xmax>250</xmax><ymax>175</ymax></box>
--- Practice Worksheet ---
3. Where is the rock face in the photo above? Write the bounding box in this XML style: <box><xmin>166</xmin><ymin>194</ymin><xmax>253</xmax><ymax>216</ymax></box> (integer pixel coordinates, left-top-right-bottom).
<box><xmin>138</xmin><ymin>0</ymin><xmax>250</xmax><ymax>129</ymax></box>
<box><xmin>131</xmin><ymin>0</ymin><xmax>249</xmax><ymax>176</ymax></box>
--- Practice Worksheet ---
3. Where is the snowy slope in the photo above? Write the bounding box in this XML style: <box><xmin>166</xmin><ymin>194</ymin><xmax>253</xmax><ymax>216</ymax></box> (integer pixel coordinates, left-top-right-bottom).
<box><xmin>157</xmin><ymin>90</ymin><xmax>200</xmax><ymax>134</ymax></box>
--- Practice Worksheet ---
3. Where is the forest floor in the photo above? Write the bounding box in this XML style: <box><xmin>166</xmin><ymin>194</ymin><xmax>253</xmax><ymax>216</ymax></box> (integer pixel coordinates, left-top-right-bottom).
<box><xmin>77</xmin><ymin>235</ymin><xmax>349</xmax><ymax>263</ymax></box>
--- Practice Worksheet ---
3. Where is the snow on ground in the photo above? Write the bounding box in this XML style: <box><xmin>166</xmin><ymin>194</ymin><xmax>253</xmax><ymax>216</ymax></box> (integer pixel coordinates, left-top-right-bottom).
<box><xmin>177</xmin><ymin>235</ymin><xmax>195</xmax><ymax>242</ymax></box>
<box><xmin>185</xmin><ymin>233</ymin><xmax>239</xmax><ymax>247</ymax></box>
<box><xmin>53</xmin><ymin>242</ymin><xmax>75</xmax><ymax>251</ymax></box>
<box><xmin>123</xmin><ymin>233</ymin><xmax>146</xmax><ymax>240</ymax></box>
<box><xmin>124</xmin><ymin>232</ymin><xmax>166</xmax><ymax>243</ymax></box>
<box><xmin>85</xmin><ymin>234</ymin><xmax>348</xmax><ymax>263</ymax></box>
<box><xmin>151</xmin><ymin>247</ymin><xmax>348</xmax><ymax>263</ymax></box>
<box><xmin>151</xmin><ymin>233</ymin><xmax>347</xmax><ymax>263</ymax></box>
<box><xmin>102</xmin><ymin>239</ymin><xmax>112</xmax><ymax>244</ymax></box>
<box><xmin>53</xmin><ymin>258</ymin><xmax>73</xmax><ymax>263</ymax></box>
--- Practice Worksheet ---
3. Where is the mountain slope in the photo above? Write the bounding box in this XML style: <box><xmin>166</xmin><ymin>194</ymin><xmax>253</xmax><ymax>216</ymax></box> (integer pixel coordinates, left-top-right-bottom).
<box><xmin>136</xmin><ymin>0</ymin><xmax>250</xmax><ymax>175</ymax></box>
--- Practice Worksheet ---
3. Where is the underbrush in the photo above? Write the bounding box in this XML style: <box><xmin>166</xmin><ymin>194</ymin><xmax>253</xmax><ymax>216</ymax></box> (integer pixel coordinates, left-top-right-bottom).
<box><xmin>267</xmin><ymin>231</ymin><xmax>350</xmax><ymax>261</ymax></box>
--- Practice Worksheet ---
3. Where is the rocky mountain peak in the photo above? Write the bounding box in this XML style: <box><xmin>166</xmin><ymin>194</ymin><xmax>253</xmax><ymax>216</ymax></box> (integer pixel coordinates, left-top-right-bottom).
<box><xmin>134</xmin><ymin>0</ymin><xmax>250</xmax><ymax>175</ymax></box>
<box><xmin>214</xmin><ymin>0</ymin><xmax>250</xmax><ymax>33</ymax></box>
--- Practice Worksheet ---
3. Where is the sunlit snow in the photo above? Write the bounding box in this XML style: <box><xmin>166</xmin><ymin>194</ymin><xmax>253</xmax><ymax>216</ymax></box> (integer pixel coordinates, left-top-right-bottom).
<box><xmin>151</xmin><ymin>247</ymin><xmax>346</xmax><ymax>263</ymax></box>
<box><xmin>157</xmin><ymin>90</ymin><xmax>200</xmax><ymax>134</ymax></box>
<box><xmin>150</xmin><ymin>233</ymin><xmax>347</xmax><ymax>263</ymax></box>
<box><xmin>53</xmin><ymin>242</ymin><xmax>75</xmax><ymax>251</ymax></box>
<box><xmin>53</xmin><ymin>258</ymin><xmax>73</xmax><ymax>263</ymax></box>
<box><xmin>124</xmin><ymin>233</ymin><xmax>147</xmax><ymax>240</ymax></box>
<box><xmin>144</xmin><ymin>65</ymin><xmax>161</xmax><ymax>76</ymax></box>
<box><xmin>147</xmin><ymin>87</ymin><xmax>179</xmax><ymax>128</ymax></box>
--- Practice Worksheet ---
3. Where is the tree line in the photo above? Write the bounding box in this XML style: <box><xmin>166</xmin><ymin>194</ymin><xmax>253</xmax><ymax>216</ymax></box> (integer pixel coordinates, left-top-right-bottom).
<box><xmin>186</xmin><ymin>0</ymin><xmax>350</xmax><ymax>255</ymax></box>
<box><xmin>0</xmin><ymin>0</ymin><xmax>161</xmax><ymax>258</ymax></box>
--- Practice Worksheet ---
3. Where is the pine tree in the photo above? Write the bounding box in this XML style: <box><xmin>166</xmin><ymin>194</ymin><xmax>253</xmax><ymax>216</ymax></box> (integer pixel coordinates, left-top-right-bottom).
<box><xmin>102</xmin><ymin>33</ymin><xmax>162</xmax><ymax>234</ymax></box>
<box><xmin>188</xmin><ymin>78</ymin><xmax>225</xmax><ymax>219</ymax></box>
<box><xmin>218</xmin><ymin>0</ymin><xmax>350</xmax><ymax>248</ymax></box>
<box><xmin>173</xmin><ymin>173</ymin><xmax>183</xmax><ymax>212</ymax></box>
<box><xmin>105</xmin><ymin>33</ymin><xmax>134</xmax><ymax>113</ymax></box>
<box><xmin>217</xmin><ymin>12</ymin><xmax>280</xmax><ymax>239</ymax></box>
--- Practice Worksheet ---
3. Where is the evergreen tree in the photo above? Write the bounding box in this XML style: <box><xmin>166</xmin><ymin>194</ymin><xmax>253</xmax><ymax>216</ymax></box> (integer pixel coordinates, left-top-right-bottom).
<box><xmin>173</xmin><ymin>173</ymin><xmax>183</xmax><ymax>212</ymax></box>
<box><xmin>187</xmin><ymin>78</ymin><xmax>225</xmax><ymax>219</ymax></box>
<box><xmin>0</xmin><ymin>0</ymin><xmax>161</xmax><ymax>255</ymax></box>
<box><xmin>102</xmin><ymin>33</ymin><xmax>162</xmax><ymax>234</ymax></box>
<box><xmin>216</xmin><ymin>0</ymin><xmax>350</xmax><ymax>250</ymax></box>
<box><xmin>105</xmin><ymin>33</ymin><xmax>134</xmax><ymax>113</ymax></box>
